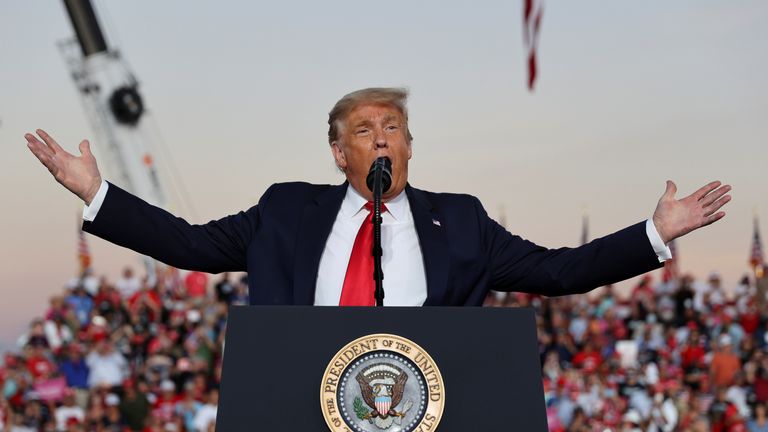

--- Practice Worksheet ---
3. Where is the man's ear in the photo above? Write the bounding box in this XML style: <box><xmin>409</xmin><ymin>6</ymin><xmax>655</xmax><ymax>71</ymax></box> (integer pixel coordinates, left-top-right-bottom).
<box><xmin>407</xmin><ymin>129</ymin><xmax>413</xmax><ymax>160</ymax></box>
<box><xmin>331</xmin><ymin>141</ymin><xmax>346</xmax><ymax>170</ymax></box>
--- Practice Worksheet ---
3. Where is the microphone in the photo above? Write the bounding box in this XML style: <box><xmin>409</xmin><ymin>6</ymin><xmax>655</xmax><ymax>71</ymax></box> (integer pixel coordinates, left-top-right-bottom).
<box><xmin>366</xmin><ymin>157</ymin><xmax>392</xmax><ymax>194</ymax></box>
<box><xmin>366</xmin><ymin>156</ymin><xmax>391</xmax><ymax>307</ymax></box>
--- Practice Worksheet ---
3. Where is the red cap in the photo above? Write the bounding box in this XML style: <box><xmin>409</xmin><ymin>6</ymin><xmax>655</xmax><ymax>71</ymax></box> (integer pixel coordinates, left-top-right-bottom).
<box><xmin>4</xmin><ymin>354</ymin><xmax>17</xmax><ymax>368</ymax></box>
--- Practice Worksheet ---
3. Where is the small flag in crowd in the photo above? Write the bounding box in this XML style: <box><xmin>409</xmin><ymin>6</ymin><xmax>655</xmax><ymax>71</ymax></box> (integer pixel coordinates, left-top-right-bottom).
<box><xmin>750</xmin><ymin>215</ymin><xmax>764</xmax><ymax>277</ymax></box>
<box><xmin>523</xmin><ymin>0</ymin><xmax>544</xmax><ymax>90</ymax></box>
<box><xmin>77</xmin><ymin>215</ymin><xmax>91</xmax><ymax>275</ymax></box>
<box><xmin>661</xmin><ymin>239</ymin><xmax>679</xmax><ymax>283</ymax></box>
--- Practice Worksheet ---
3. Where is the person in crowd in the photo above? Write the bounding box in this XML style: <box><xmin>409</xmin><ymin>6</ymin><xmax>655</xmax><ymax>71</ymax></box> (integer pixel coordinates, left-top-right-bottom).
<box><xmin>749</xmin><ymin>403</ymin><xmax>768</xmax><ymax>432</ymax></box>
<box><xmin>648</xmin><ymin>388</ymin><xmax>678</xmax><ymax>432</ymax></box>
<box><xmin>152</xmin><ymin>380</ymin><xmax>178</xmax><ymax>422</ymax></box>
<box><xmin>119</xmin><ymin>379</ymin><xmax>150</xmax><ymax>432</ymax></box>
<box><xmin>711</xmin><ymin>334</ymin><xmax>743</xmax><ymax>389</ymax></box>
<box><xmin>58</xmin><ymin>343</ymin><xmax>89</xmax><ymax>394</ymax></box>
<box><xmin>54</xmin><ymin>389</ymin><xmax>84</xmax><ymax>431</ymax></box>
<box><xmin>65</xmin><ymin>285</ymin><xmax>93</xmax><ymax>328</ymax></box>
<box><xmin>193</xmin><ymin>388</ymin><xmax>218</xmax><ymax>432</ymax></box>
<box><xmin>24</xmin><ymin>340</ymin><xmax>56</xmax><ymax>383</ymax></box>
<box><xmin>85</xmin><ymin>340</ymin><xmax>127</xmax><ymax>389</ymax></box>
<box><xmin>116</xmin><ymin>267</ymin><xmax>141</xmax><ymax>300</ymax></box>
<box><xmin>100</xmin><ymin>392</ymin><xmax>124</xmax><ymax>431</ymax></box>
<box><xmin>214</xmin><ymin>273</ymin><xmax>235</xmax><ymax>304</ymax></box>
<box><xmin>174</xmin><ymin>381</ymin><xmax>202</xmax><ymax>431</ymax></box>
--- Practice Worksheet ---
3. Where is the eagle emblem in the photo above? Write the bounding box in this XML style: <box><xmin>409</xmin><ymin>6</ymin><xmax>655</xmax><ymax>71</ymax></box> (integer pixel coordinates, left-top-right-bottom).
<box><xmin>354</xmin><ymin>363</ymin><xmax>413</xmax><ymax>429</ymax></box>
<box><xmin>321</xmin><ymin>335</ymin><xmax>444</xmax><ymax>432</ymax></box>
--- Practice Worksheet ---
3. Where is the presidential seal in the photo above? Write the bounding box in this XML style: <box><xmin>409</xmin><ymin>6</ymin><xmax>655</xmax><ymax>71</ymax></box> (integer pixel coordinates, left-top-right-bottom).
<box><xmin>321</xmin><ymin>334</ymin><xmax>445</xmax><ymax>432</ymax></box>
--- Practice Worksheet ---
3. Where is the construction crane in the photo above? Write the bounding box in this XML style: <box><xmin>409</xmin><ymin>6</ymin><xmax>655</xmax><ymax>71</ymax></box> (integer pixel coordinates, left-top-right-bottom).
<box><xmin>59</xmin><ymin>0</ymin><xmax>169</xmax><ymax>280</ymax></box>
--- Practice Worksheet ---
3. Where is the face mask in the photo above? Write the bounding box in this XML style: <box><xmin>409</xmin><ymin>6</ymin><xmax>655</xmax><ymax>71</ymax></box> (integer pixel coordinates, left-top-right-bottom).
<box><xmin>3</xmin><ymin>379</ymin><xmax>18</xmax><ymax>399</ymax></box>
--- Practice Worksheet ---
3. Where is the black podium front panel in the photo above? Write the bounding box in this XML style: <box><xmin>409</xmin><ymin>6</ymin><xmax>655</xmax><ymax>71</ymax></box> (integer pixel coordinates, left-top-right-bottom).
<box><xmin>217</xmin><ymin>306</ymin><xmax>547</xmax><ymax>431</ymax></box>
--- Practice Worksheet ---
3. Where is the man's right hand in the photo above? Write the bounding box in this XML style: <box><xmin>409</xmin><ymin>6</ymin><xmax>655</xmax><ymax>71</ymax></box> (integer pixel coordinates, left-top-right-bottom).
<box><xmin>26</xmin><ymin>129</ymin><xmax>103</xmax><ymax>205</ymax></box>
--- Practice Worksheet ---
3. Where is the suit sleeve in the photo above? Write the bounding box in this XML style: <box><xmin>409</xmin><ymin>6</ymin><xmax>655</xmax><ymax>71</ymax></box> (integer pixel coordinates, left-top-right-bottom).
<box><xmin>82</xmin><ymin>182</ymin><xmax>273</xmax><ymax>273</ymax></box>
<box><xmin>477</xmin><ymin>198</ymin><xmax>663</xmax><ymax>296</ymax></box>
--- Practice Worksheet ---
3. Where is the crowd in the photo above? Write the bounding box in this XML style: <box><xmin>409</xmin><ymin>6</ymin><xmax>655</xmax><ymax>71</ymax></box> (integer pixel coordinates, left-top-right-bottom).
<box><xmin>483</xmin><ymin>270</ymin><xmax>768</xmax><ymax>432</ymax></box>
<box><xmin>1</xmin><ymin>262</ymin><xmax>767</xmax><ymax>431</ymax></box>
<box><xmin>0</xmin><ymin>267</ymin><xmax>247</xmax><ymax>432</ymax></box>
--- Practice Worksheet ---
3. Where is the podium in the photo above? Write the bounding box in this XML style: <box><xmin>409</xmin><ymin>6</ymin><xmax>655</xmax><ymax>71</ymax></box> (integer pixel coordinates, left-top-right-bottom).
<box><xmin>217</xmin><ymin>306</ymin><xmax>547</xmax><ymax>431</ymax></box>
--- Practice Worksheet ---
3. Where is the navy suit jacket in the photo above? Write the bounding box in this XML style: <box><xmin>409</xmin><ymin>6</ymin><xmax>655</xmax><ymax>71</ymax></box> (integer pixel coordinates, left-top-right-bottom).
<box><xmin>83</xmin><ymin>181</ymin><xmax>662</xmax><ymax>306</ymax></box>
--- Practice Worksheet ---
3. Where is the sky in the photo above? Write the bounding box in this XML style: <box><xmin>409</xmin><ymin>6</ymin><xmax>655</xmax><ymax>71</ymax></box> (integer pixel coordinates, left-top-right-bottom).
<box><xmin>0</xmin><ymin>0</ymin><xmax>766</xmax><ymax>354</ymax></box>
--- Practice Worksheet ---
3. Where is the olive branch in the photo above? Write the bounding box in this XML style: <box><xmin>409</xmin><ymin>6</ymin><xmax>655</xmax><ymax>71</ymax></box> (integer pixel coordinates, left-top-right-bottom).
<box><xmin>353</xmin><ymin>397</ymin><xmax>370</xmax><ymax>420</ymax></box>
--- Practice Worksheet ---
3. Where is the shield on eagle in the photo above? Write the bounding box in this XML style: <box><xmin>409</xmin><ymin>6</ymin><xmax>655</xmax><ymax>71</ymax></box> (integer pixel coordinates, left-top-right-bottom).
<box><xmin>356</xmin><ymin>363</ymin><xmax>408</xmax><ymax>419</ymax></box>
<box><xmin>375</xmin><ymin>396</ymin><xmax>391</xmax><ymax>415</ymax></box>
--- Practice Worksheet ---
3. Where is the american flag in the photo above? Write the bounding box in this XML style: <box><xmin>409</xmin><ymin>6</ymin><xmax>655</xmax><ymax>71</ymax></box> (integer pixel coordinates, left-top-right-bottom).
<box><xmin>77</xmin><ymin>215</ymin><xmax>91</xmax><ymax>275</ymax></box>
<box><xmin>661</xmin><ymin>239</ymin><xmax>679</xmax><ymax>283</ymax></box>
<box><xmin>750</xmin><ymin>216</ymin><xmax>764</xmax><ymax>269</ymax></box>
<box><xmin>523</xmin><ymin>0</ymin><xmax>544</xmax><ymax>90</ymax></box>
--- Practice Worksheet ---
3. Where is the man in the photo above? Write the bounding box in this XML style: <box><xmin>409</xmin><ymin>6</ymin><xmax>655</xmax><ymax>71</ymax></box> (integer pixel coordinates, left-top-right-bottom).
<box><xmin>710</xmin><ymin>334</ymin><xmax>741</xmax><ymax>389</ymax></box>
<box><xmin>115</xmin><ymin>267</ymin><xmax>141</xmax><ymax>299</ymax></box>
<box><xmin>119</xmin><ymin>379</ymin><xmax>151</xmax><ymax>432</ymax></box>
<box><xmin>64</xmin><ymin>285</ymin><xmax>93</xmax><ymax>327</ymax></box>
<box><xmin>25</xmin><ymin>88</ymin><xmax>731</xmax><ymax>306</ymax></box>
<box><xmin>57</xmin><ymin>344</ymin><xmax>89</xmax><ymax>406</ymax></box>
<box><xmin>192</xmin><ymin>388</ymin><xmax>218</xmax><ymax>432</ymax></box>
<box><xmin>54</xmin><ymin>389</ymin><xmax>85</xmax><ymax>432</ymax></box>
<box><xmin>85</xmin><ymin>340</ymin><xmax>127</xmax><ymax>388</ymax></box>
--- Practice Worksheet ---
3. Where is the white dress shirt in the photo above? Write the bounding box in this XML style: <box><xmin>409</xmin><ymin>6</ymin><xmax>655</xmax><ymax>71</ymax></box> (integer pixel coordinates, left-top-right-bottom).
<box><xmin>314</xmin><ymin>185</ymin><xmax>427</xmax><ymax>306</ymax></box>
<box><xmin>83</xmin><ymin>180</ymin><xmax>671</xmax><ymax>305</ymax></box>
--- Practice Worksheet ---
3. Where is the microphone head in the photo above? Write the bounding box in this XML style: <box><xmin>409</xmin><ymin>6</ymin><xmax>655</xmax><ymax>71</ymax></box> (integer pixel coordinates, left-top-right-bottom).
<box><xmin>366</xmin><ymin>157</ymin><xmax>392</xmax><ymax>194</ymax></box>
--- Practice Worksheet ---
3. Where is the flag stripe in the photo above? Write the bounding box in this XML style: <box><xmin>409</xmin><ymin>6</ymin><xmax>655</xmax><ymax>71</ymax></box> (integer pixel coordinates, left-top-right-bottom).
<box><xmin>523</xmin><ymin>0</ymin><xmax>544</xmax><ymax>90</ymax></box>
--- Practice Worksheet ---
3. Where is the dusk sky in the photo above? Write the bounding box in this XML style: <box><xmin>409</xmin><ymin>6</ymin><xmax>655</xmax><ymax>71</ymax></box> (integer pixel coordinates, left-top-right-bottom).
<box><xmin>1</xmin><ymin>1</ymin><xmax>766</xmax><ymax>354</ymax></box>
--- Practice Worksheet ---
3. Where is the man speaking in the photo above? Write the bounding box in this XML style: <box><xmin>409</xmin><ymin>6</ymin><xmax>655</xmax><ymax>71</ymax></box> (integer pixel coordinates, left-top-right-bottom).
<box><xmin>25</xmin><ymin>87</ymin><xmax>731</xmax><ymax>306</ymax></box>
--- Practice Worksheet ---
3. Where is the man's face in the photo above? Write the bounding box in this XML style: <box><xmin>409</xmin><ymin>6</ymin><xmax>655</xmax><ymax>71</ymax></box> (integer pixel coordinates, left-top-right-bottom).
<box><xmin>331</xmin><ymin>102</ymin><xmax>411</xmax><ymax>201</ymax></box>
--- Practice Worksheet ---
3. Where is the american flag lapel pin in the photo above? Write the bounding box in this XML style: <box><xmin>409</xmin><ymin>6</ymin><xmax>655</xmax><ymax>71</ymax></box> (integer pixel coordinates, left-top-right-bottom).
<box><xmin>432</xmin><ymin>219</ymin><xmax>441</xmax><ymax>227</ymax></box>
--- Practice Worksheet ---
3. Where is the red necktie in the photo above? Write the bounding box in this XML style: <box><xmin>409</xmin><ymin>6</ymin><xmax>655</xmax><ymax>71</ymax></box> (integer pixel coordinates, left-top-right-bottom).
<box><xmin>339</xmin><ymin>202</ymin><xmax>387</xmax><ymax>306</ymax></box>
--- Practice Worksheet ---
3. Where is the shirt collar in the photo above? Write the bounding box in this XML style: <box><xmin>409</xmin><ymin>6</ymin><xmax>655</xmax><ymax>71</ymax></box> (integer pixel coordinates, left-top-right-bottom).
<box><xmin>342</xmin><ymin>184</ymin><xmax>408</xmax><ymax>221</ymax></box>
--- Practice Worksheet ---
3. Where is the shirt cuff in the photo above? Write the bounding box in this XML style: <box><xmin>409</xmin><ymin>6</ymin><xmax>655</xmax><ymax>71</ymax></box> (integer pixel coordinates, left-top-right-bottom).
<box><xmin>83</xmin><ymin>180</ymin><xmax>109</xmax><ymax>222</ymax></box>
<box><xmin>645</xmin><ymin>219</ymin><xmax>672</xmax><ymax>263</ymax></box>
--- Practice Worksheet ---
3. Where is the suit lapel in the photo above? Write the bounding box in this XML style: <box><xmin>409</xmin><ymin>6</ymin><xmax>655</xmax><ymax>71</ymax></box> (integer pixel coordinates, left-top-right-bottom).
<box><xmin>406</xmin><ymin>186</ymin><xmax>450</xmax><ymax>306</ymax></box>
<box><xmin>293</xmin><ymin>183</ymin><xmax>348</xmax><ymax>305</ymax></box>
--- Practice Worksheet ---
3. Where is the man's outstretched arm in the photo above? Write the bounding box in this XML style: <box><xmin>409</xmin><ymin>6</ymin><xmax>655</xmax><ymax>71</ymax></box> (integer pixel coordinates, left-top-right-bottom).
<box><xmin>485</xmin><ymin>180</ymin><xmax>732</xmax><ymax>296</ymax></box>
<box><xmin>25</xmin><ymin>129</ymin><xmax>256</xmax><ymax>273</ymax></box>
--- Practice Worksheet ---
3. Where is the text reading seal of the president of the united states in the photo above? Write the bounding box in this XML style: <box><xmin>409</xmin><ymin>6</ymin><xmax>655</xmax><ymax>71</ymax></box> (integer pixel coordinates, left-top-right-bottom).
<box><xmin>321</xmin><ymin>334</ymin><xmax>445</xmax><ymax>432</ymax></box>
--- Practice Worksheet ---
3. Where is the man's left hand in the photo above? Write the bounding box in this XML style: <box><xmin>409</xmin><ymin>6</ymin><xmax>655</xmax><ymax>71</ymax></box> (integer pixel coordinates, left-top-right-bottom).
<box><xmin>652</xmin><ymin>180</ymin><xmax>731</xmax><ymax>244</ymax></box>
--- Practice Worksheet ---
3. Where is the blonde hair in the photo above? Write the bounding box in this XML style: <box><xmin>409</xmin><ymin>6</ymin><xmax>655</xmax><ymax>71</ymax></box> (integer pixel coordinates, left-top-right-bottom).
<box><xmin>327</xmin><ymin>87</ymin><xmax>413</xmax><ymax>144</ymax></box>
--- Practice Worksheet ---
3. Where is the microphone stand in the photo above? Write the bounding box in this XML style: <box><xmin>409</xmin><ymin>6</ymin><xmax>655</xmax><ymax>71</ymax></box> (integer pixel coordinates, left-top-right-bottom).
<box><xmin>372</xmin><ymin>165</ymin><xmax>385</xmax><ymax>307</ymax></box>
